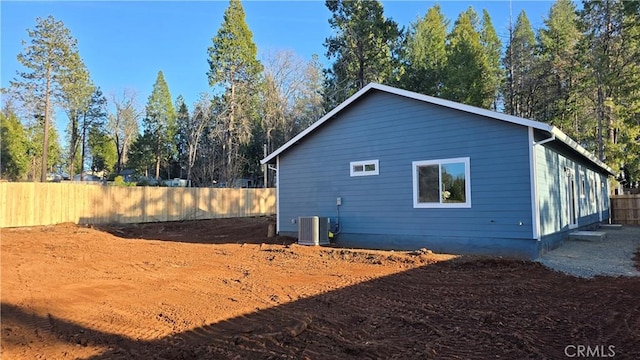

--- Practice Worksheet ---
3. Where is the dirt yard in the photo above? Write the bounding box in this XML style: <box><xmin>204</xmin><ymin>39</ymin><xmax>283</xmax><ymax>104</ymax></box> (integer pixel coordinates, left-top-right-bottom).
<box><xmin>2</xmin><ymin>217</ymin><xmax>639</xmax><ymax>359</ymax></box>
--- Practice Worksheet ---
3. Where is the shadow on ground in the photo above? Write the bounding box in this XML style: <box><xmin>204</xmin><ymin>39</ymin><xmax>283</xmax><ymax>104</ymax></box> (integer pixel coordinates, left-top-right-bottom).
<box><xmin>95</xmin><ymin>216</ymin><xmax>296</xmax><ymax>245</ymax></box>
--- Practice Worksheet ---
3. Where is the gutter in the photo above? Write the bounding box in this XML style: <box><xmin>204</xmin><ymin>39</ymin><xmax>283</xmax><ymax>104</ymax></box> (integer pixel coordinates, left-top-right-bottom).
<box><xmin>529</xmin><ymin>130</ymin><xmax>557</xmax><ymax>240</ymax></box>
<box><xmin>534</xmin><ymin>134</ymin><xmax>555</xmax><ymax>146</ymax></box>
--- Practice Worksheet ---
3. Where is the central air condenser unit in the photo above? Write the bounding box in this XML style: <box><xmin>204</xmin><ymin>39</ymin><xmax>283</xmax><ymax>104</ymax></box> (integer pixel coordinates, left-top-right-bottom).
<box><xmin>298</xmin><ymin>216</ymin><xmax>330</xmax><ymax>246</ymax></box>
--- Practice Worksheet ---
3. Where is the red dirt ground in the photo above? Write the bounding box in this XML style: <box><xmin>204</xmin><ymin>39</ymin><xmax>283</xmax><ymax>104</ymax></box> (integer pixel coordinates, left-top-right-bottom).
<box><xmin>2</xmin><ymin>217</ymin><xmax>639</xmax><ymax>359</ymax></box>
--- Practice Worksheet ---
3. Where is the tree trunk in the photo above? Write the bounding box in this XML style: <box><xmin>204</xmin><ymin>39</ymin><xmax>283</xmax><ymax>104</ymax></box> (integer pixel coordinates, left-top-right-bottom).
<box><xmin>596</xmin><ymin>83</ymin><xmax>605</xmax><ymax>161</ymax></box>
<box><xmin>81</xmin><ymin>114</ymin><xmax>87</xmax><ymax>178</ymax></box>
<box><xmin>41</xmin><ymin>67</ymin><xmax>52</xmax><ymax>182</ymax></box>
<box><xmin>155</xmin><ymin>152</ymin><xmax>161</xmax><ymax>180</ymax></box>
<box><xmin>115</xmin><ymin>134</ymin><xmax>123</xmax><ymax>174</ymax></box>
<box><xmin>227</xmin><ymin>82</ymin><xmax>236</xmax><ymax>183</ymax></box>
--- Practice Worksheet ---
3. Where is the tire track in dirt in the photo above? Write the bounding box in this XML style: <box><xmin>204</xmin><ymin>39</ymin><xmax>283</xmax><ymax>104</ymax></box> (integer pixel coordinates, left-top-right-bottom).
<box><xmin>4</xmin><ymin>220</ymin><xmax>640</xmax><ymax>359</ymax></box>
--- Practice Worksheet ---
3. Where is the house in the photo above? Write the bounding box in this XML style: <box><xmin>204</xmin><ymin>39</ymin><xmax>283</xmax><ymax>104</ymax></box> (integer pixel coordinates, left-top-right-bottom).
<box><xmin>261</xmin><ymin>83</ymin><xmax>615</xmax><ymax>259</ymax></box>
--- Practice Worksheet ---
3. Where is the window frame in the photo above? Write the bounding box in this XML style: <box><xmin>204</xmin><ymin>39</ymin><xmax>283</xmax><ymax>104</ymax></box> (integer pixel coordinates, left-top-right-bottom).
<box><xmin>350</xmin><ymin>159</ymin><xmax>379</xmax><ymax>177</ymax></box>
<box><xmin>412</xmin><ymin>157</ymin><xmax>471</xmax><ymax>208</ymax></box>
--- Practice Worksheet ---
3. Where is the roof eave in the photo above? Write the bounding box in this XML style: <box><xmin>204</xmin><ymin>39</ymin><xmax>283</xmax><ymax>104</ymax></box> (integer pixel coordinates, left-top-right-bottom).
<box><xmin>548</xmin><ymin>127</ymin><xmax>616</xmax><ymax>175</ymax></box>
<box><xmin>261</xmin><ymin>83</ymin><xmax>615</xmax><ymax>176</ymax></box>
<box><xmin>261</xmin><ymin>83</ymin><xmax>379</xmax><ymax>164</ymax></box>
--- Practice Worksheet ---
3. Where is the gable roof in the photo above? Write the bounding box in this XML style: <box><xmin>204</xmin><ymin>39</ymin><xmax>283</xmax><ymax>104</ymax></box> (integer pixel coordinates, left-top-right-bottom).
<box><xmin>261</xmin><ymin>83</ymin><xmax>614</xmax><ymax>175</ymax></box>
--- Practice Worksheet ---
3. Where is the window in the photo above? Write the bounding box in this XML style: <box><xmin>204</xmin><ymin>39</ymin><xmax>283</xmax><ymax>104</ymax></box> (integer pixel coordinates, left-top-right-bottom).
<box><xmin>580</xmin><ymin>172</ymin><xmax>586</xmax><ymax>198</ymax></box>
<box><xmin>350</xmin><ymin>160</ymin><xmax>379</xmax><ymax>177</ymax></box>
<box><xmin>589</xmin><ymin>176</ymin><xmax>596</xmax><ymax>205</ymax></box>
<box><xmin>413</xmin><ymin>157</ymin><xmax>471</xmax><ymax>208</ymax></box>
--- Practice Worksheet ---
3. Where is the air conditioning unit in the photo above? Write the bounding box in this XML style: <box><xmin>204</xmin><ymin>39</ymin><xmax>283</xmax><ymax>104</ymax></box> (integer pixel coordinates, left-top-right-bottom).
<box><xmin>298</xmin><ymin>216</ymin><xmax>330</xmax><ymax>246</ymax></box>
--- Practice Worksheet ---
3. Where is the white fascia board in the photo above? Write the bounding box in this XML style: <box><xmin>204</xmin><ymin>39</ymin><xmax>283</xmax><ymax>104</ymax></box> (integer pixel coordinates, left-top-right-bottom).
<box><xmin>261</xmin><ymin>83</ymin><xmax>554</xmax><ymax>165</ymax></box>
<box><xmin>549</xmin><ymin>127</ymin><xmax>615</xmax><ymax>175</ymax></box>
<box><xmin>370</xmin><ymin>83</ymin><xmax>555</xmax><ymax>132</ymax></box>
<box><xmin>261</xmin><ymin>83</ymin><xmax>615</xmax><ymax>176</ymax></box>
<box><xmin>260</xmin><ymin>84</ymin><xmax>377</xmax><ymax>165</ymax></box>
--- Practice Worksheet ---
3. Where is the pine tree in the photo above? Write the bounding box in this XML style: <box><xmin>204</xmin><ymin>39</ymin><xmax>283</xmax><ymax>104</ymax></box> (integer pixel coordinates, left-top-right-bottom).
<box><xmin>126</xmin><ymin>132</ymin><xmax>155</xmax><ymax>181</ymax></box>
<box><xmin>480</xmin><ymin>10</ymin><xmax>503</xmax><ymax>111</ymax></box>
<box><xmin>400</xmin><ymin>4</ymin><xmax>449</xmax><ymax>96</ymax></box>
<box><xmin>207</xmin><ymin>0</ymin><xmax>262</xmax><ymax>183</ymax></box>
<box><xmin>80</xmin><ymin>88</ymin><xmax>108</xmax><ymax>178</ymax></box>
<box><xmin>536</xmin><ymin>0</ymin><xmax>585</xmax><ymax>141</ymax></box>
<box><xmin>87</xmin><ymin>122</ymin><xmax>117</xmax><ymax>175</ymax></box>
<box><xmin>143</xmin><ymin>70</ymin><xmax>176</xmax><ymax>180</ymax></box>
<box><xmin>324</xmin><ymin>0</ymin><xmax>401</xmax><ymax>106</ymax></box>
<box><xmin>11</xmin><ymin>16</ymin><xmax>80</xmax><ymax>181</ymax></box>
<box><xmin>60</xmin><ymin>50</ymin><xmax>94</xmax><ymax>179</ymax></box>
<box><xmin>580</xmin><ymin>0</ymin><xmax>640</xmax><ymax>181</ymax></box>
<box><xmin>442</xmin><ymin>7</ymin><xmax>490</xmax><ymax>107</ymax></box>
<box><xmin>503</xmin><ymin>11</ymin><xmax>538</xmax><ymax>118</ymax></box>
<box><xmin>24</xmin><ymin>118</ymin><xmax>63</xmax><ymax>181</ymax></box>
<box><xmin>175</xmin><ymin>95</ymin><xmax>190</xmax><ymax>180</ymax></box>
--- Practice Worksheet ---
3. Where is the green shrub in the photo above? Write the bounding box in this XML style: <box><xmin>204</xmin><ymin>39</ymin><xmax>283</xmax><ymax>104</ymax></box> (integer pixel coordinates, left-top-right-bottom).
<box><xmin>114</xmin><ymin>175</ymin><xmax>135</xmax><ymax>187</ymax></box>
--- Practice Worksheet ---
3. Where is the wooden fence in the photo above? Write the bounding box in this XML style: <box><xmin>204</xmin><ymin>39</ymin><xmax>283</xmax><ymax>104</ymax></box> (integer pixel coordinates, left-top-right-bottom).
<box><xmin>0</xmin><ymin>183</ymin><xmax>276</xmax><ymax>228</ymax></box>
<box><xmin>610</xmin><ymin>194</ymin><xmax>640</xmax><ymax>225</ymax></box>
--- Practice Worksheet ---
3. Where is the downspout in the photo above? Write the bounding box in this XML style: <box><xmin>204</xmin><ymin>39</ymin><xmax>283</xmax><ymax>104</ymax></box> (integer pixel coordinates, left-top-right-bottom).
<box><xmin>528</xmin><ymin>128</ymin><xmax>555</xmax><ymax>241</ymax></box>
<box><xmin>273</xmin><ymin>157</ymin><xmax>280</xmax><ymax>233</ymax></box>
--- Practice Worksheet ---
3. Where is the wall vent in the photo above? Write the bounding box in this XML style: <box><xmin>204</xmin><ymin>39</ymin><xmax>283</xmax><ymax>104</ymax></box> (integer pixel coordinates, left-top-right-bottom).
<box><xmin>298</xmin><ymin>216</ymin><xmax>330</xmax><ymax>246</ymax></box>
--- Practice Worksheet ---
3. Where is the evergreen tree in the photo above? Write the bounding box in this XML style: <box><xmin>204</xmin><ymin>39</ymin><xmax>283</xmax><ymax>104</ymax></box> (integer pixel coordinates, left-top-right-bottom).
<box><xmin>126</xmin><ymin>132</ymin><xmax>155</xmax><ymax>181</ymax></box>
<box><xmin>324</xmin><ymin>0</ymin><xmax>401</xmax><ymax>106</ymax></box>
<box><xmin>80</xmin><ymin>88</ymin><xmax>109</xmax><ymax>178</ymax></box>
<box><xmin>400</xmin><ymin>4</ymin><xmax>449</xmax><ymax>96</ymax></box>
<box><xmin>442</xmin><ymin>7</ymin><xmax>490</xmax><ymax>107</ymax></box>
<box><xmin>24</xmin><ymin>117</ymin><xmax>63</xmax><ymax>181</ymax></box>
<box><xmin>536</xmin><ymin>0</ymin><xmax>585</xmax><ymax>141</ymax></box>
<box><xmin>480</xmin><ymin>10</ymin><xmax>503</xmax><ymax>111</ymax></box>
<box><xmin>60</xmin><ymin>50</ymin><xmax>94</xmax><ymax>179</ymax></box>
<box><xmin>87</xmin><ymin>124</ymin><xmax>117</xmax><ymax>175</ymax></box>
<box><xmin>0</xmin><ymin>107</ymin><xmax>29</xmax><ymax>180</ymax></box>
<box><xmin>503</xmin><ymin>11</ymin><xmax>538</xmax><ymax>118</ymax></box>
<box><xmin>207</xmin><ymin>0</ymin><xmax>262</xmax><ymax>183</ymax></box>
<box><xmin>580</xmin><ymin>0</ymin><xmax>640</xmax><ymax>181</ymax></box>
<box><xmin>175</xmin><ymin>95</ymin><xmax>190</xmax><ymax>180</ymax></box>
<box><xmin>143</xmin><ymin>70</ymin><xmax>176</xmax><ymax>180</ymax></box>
<box><xmin>10</xmin><ymin>16</ymin><xmax>79</xmax><ymax>182</ymax></box>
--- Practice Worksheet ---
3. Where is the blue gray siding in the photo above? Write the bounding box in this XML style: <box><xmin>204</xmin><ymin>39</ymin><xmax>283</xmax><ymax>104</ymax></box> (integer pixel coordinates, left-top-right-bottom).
<box><xmin>534</xmin><ymin>135</ymin><xmax>611</xmax><ymax>252</ymax></box>
<box><xmin>278</xmin><ymin>90</ymin><xmax>538</xmax><ymax>258</ymax></box>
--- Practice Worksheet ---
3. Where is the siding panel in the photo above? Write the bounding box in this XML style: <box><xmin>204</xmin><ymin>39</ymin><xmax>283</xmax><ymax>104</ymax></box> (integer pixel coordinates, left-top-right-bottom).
<box><xmin>535</xmin><ymin>135</ymin><xmax>611</xmax><ymax>249</ymax></box>
<box><xmin>278</xmin><ymin>91</ymin><xmax>535</xmax><ymax>255</ymax></box>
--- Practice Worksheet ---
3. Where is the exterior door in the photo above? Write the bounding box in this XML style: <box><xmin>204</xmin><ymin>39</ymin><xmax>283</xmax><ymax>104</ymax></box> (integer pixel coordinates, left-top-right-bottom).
<box><xmin>567</xmin><ymin>170</ymin><xmax>578</xmax><ymax>228</ymax></box>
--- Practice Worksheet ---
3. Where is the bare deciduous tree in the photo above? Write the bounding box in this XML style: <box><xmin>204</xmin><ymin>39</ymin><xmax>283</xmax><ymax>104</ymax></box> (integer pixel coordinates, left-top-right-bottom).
<box><xmin>108</xmin><ymin>89</ymin><xmax>140</xmax><ymax>173</ymax></box>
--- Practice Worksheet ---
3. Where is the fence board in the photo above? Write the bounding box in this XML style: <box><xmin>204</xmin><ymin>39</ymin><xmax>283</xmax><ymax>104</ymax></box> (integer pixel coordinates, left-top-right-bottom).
<box><xmin>0</xmin><ymin>183</ymin><xmax>276</xmax><ymax>228</ymax></box>
<box><xmin>611</xmin><ymin>195</ymin><xmax>640</xmax><ymax>225</ymax></box>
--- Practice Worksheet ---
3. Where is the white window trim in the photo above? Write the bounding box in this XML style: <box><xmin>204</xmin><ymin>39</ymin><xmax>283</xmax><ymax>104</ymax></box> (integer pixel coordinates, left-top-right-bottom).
<box><xmin>412</xmin><ymin>157</ymin><xmax>471</xmax><ymax>208</ymax></box>
<box><xmin>350</xmin><ymin>159</ymin><xmax>379</xmax><ymax>177</ymax></box>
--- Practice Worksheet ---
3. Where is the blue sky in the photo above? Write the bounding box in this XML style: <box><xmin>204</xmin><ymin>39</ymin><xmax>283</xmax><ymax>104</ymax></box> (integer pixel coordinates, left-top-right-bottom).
<box><xmin>1</xmin><ymin>0</ymin><xmax>554</xmax><ymax>136</ymax></box>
